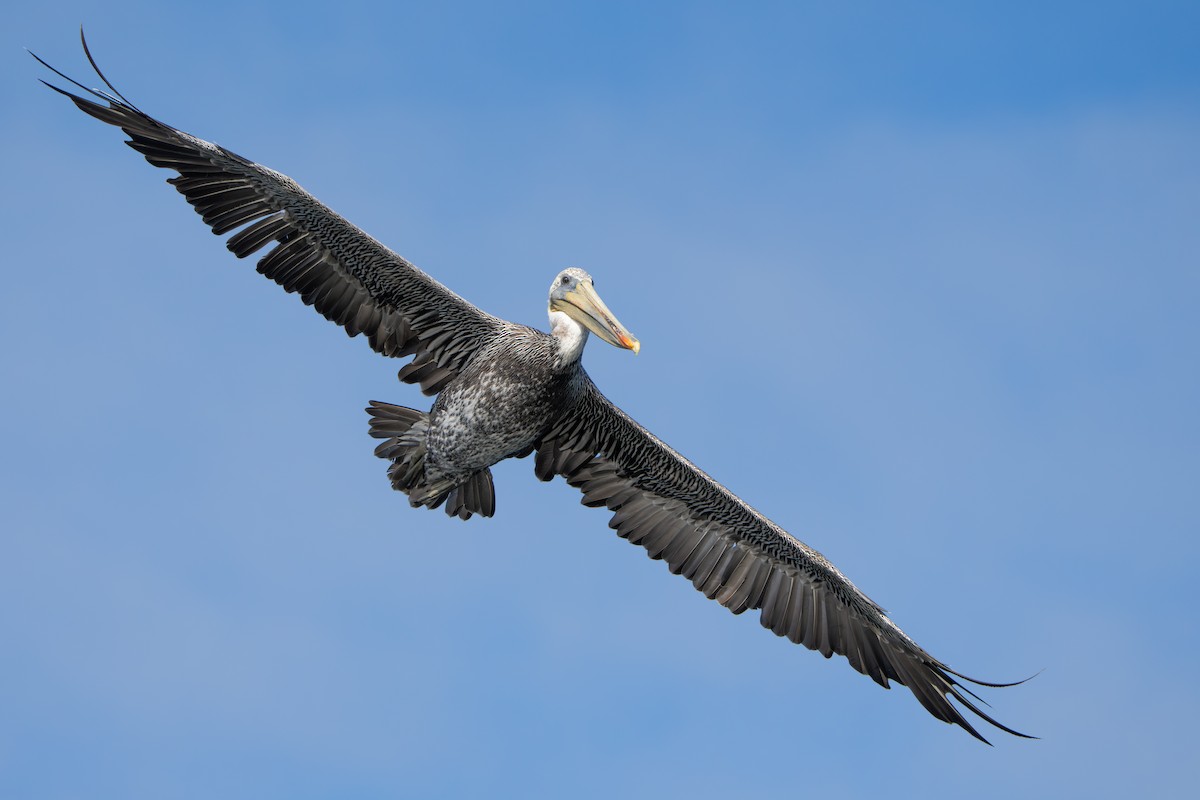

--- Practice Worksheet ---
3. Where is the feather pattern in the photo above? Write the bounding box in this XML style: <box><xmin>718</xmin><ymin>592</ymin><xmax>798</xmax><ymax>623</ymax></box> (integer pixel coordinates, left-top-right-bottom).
<box><xmin>538</xmin><ymin>374</ymin><xmax>1033</xmax><ymax>744</ymax></box>
<box><xmin>34</xmin><ymin>35</ymin><xmax>504</xmax><ymax>391</ymax></box>
<box><xmin>37</xmin><ymin>33</ymin><xmax>1030</xmax><ymax>745</ymax></box>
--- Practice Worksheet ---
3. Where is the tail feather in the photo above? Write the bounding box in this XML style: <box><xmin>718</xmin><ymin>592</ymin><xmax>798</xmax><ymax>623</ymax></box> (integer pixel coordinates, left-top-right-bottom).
<box><xmin>445</xmin><ymin>469</ymin><xmax>495</xmax><ymax>520</ymax></box>
<box><xmin>366</xmin><ymin>401</ymin><xmax>495</xmax><ymax>520</ymax></box>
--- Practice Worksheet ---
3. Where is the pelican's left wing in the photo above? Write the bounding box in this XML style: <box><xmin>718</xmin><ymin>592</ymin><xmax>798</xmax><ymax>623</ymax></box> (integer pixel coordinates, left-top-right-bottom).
<box><xmin>36</xmin><ymin>36</ymin><xmax>504</xmax><ymax>395</ymax></box>
<box><xmin>534</xmin><ymin>373</ymin><xmax>1030</xmax><ymax>744</ymax></box>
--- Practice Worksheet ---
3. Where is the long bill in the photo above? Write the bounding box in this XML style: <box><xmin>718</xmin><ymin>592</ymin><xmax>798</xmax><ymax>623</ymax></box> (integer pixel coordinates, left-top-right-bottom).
<box><xmin>553</xmin><ymin>281</ymin><xmax>641</xmax><ymax>354</ymax></box>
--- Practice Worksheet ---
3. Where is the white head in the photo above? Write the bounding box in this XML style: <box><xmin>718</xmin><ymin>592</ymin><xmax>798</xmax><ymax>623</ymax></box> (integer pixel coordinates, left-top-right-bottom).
<box><xmin>547</xmin><ymin>267</ymin><xmax>639</xmax><ymax>364</ymax></box>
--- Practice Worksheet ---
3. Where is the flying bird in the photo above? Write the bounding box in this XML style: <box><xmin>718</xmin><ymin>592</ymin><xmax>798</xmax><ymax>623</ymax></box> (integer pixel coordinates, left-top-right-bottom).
<box><xmin>35</xmin><ymin>33</ymin><xmax>1031</xmax><ymax>744</ymax></box>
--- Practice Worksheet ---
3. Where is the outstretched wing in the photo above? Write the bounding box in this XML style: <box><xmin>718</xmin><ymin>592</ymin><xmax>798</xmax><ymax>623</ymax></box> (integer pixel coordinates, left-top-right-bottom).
<box><xmin>535</xmin><ymin>374</ymin><xmax>1032</xmax><ymax>744</ymax></box>
<box><xmin>36</xmin><ymin>34</ymin><xmax>503</xmax><ymax>396</ymax></box>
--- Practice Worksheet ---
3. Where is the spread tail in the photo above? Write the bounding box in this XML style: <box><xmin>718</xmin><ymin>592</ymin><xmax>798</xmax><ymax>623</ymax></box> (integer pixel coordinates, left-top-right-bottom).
<box><xmin>366</xmin><ymin>401</ymin><xmax>495</xmax><ymax>520</ymax></box>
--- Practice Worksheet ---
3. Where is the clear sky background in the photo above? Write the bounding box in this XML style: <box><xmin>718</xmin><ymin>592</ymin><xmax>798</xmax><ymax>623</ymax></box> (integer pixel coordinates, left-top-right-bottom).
<box><xmin>4</xmin><ymin>2</ymin><xmax>1197</xmax><ymax>797</ymax></box>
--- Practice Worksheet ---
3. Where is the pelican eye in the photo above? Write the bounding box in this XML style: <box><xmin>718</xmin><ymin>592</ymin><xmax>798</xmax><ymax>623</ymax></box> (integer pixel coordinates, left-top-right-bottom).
<box><xmin>560</xmin><ymin>275</ymin><xmax>570</xmax><ymax>285</ymax></box>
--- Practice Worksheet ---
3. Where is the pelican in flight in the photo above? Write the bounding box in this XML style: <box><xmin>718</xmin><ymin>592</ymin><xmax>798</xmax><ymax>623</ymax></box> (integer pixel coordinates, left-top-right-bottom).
<box><xmin>36</xmin><ymin>34</ymin><xmax>1030</xmax><ymax>743</ymax></box>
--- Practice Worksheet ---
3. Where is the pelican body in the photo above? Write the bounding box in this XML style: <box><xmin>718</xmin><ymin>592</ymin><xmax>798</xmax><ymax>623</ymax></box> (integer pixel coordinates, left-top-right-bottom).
<box><xmin>379</xmin><ymin>268</ymin><xmax>637</xmax><ymax>519</ymax></box>
<box><xmin>36</xmin><ymin>34</ymin><xmax>1030</xmax><ymax>744</ymax></box>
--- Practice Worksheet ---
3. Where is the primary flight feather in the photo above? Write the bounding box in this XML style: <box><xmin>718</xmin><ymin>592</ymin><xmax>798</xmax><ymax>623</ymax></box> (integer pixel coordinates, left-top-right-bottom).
<box><xmin>36</xmin><ymin>32</ymin><xmax>1031</xmax><ymax>744</ymax></box>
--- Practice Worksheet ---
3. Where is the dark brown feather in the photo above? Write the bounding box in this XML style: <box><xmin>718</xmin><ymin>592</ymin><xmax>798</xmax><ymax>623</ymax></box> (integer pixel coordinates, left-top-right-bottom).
<box><xmin>533</xmin><ymin>374</ymin><xmax>1032</xmax><ymax>744</ymax></box>
<box><xmin>39</xmin><ymin>37</ymin><xmax>503</xmax><ymax>397</ymax></box>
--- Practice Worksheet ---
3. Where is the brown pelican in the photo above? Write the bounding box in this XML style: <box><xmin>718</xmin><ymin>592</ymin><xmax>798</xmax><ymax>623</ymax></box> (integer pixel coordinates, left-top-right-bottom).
<box><xmin>35</xmin><ymin>35</ymin><xmax>1031</xmax><ymax>744</ymax></box>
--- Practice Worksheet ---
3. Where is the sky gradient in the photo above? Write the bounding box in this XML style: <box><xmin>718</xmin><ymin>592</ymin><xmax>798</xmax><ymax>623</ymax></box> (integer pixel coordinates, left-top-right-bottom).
<box><xmin>4</xmin><ymin>2</ymin><xmax>1198</xmax><ymax>798</ymax></box>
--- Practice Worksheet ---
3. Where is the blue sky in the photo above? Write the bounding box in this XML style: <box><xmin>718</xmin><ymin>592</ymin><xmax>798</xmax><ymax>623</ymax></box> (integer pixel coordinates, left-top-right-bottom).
<box><xmin>4</xmin><ymin>2</ymin><xmax>1198</xmax><ymax>797</ymax></box>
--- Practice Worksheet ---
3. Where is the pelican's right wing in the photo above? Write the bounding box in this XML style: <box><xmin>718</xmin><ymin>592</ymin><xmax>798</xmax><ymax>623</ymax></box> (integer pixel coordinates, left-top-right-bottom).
<box><xmin>534</xmin><ymin>373</ymin><xmax>1031</xmax><ymax>744</ymax></box>
<box><xmin>37</xmin><ymin>35</ymin><xmax>504</xmax><ymax>396</ymax></box>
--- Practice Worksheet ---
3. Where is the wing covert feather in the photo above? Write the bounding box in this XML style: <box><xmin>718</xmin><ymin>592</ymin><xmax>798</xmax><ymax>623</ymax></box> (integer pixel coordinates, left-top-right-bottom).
<box><xmin>37</xmin><ymin>40</ymin><xmax>502</xmax><ymax>393</ymax></box>
<box><xmin>536</xmin><ymin>374</ymin><xmax>1031</xmax><ymax>744</ymax></box>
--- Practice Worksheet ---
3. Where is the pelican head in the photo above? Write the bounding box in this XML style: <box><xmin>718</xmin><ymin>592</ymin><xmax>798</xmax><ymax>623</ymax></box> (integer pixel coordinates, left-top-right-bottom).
<box><xmin>548</xmin><ymin>267</ymin><xmax>640</xmax><ymax>355</ymax></box>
